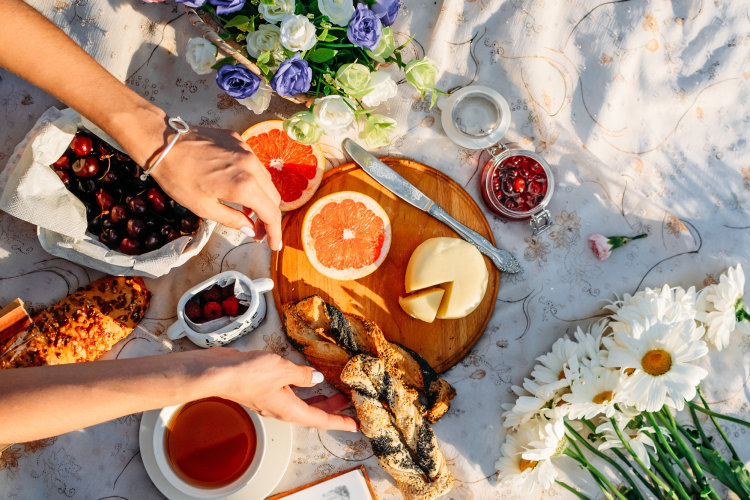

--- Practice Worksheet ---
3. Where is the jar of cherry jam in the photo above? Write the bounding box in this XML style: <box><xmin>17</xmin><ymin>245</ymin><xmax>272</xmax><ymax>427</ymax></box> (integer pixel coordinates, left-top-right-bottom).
<box><xmin>480</xmin><ymin>143</ymin><xmax>554</xmax><ymax>234</ymax></box>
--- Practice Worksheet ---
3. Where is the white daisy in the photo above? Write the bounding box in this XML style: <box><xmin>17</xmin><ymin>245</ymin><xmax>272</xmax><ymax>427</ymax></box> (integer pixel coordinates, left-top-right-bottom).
<box><xmin>502</xmin><ymin>379</ymin><xmax>568</xmax><ymax>429</ymax></box>
<box><xmin>496</xmin><ymin>420</ymin><xmax>564</xmax><ymax>494</ymax></box>
<box><xmin>574</xmin><ymin>319</ymin><xmax>608</xmax><ymax>374</ymax></box>
<box><xmin>531</xmin><ymin>336</ymin><xmax>581</xmax><ymax>398</ymax></box>
<box><xmin>605</xmin><ymin>285</ymin><xmax>698</xmax><ymax>335</ymax></box>
<box><xmin>563</xmin><ymin>368</ymin><xmax>628</xmax><ymax>420</ymax></box>
<box><xmin>696</xmin><ymin>264</ymin><xmax>750</xmax><ymax>350</ymax></box>
<box><xmin>596</xmin><ymin>420</ymin><xmax>657</xmax><ymax>468</ymax></box>
<box><xmin>605</xmin><ymin>316</ymin><xmax>708</xmax><ymax>411</ymax></box>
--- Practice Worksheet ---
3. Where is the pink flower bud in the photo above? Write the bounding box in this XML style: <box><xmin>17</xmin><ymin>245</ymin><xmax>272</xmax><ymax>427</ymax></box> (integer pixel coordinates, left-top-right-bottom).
<box><xmin>589</xmin><ymin>234</ymin><xmax>613</xmax><ymax>261</ymax></box>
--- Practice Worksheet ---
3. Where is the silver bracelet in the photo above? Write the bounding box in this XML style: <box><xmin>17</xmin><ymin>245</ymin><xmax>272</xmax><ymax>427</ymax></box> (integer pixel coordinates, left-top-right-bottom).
<box><xmin>140</xmin><ymin>117</ymin><xmax>190</xmax><ymax>181</ymax></box>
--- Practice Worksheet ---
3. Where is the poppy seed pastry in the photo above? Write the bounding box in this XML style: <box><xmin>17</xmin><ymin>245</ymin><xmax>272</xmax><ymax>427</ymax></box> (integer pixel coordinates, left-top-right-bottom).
<box><xmin>281</xmin><ymin>295</ymin><xmax>456</xmax><ymax>422</ymax></box>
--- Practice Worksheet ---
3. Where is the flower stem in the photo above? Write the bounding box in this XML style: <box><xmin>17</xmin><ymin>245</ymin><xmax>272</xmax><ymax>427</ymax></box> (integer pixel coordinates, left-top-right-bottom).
<box><xmin>564</xmin><ymin>447</ymin><xmax>629</xmax><ymax>500</ymax></box>
<box><xmin>654</xmin><ymin>411</ymin><xmax>722</xmax><ymax>500</ymax></box>
<box><xmin>579</xmin><ymin>418</ymin><xmax>664</xmax><ymax>500</ymax></box>
<box><xmin>556</xmin><ymin>480</ymin><xmax>594</xmax><ymax>500</ymax></box>
<box><xmin>645</xmin><ymin>414</ymin><xmax>701</xmax><ymax>493</ymax></box>
<box><xmin>696</xmin><ymin>386</ymin><xmax>741</xmax><ymax>461</ymax></box>
<box><xmin>686</xmin><ymin>401</ymin><xmax>750</xmax><ymax>428</ymax></box>
<box><xmin>565</xmin><ymin>423</ymin><xmax>644</xmax><ymax>500</ymax></box>
<box><xmin>608</xmin><ymin>417</ymin><xmax>680</xmax><ymax>499</ymax></box>
<box><xmin>642</xmin><ymin>426</ymin><xmax>699</xmax><ymax>495</ymax></box>
<box><xmin>645</xmin><ymin>433</ymin><xmax>696</xmax><ymax>500</ymax></box>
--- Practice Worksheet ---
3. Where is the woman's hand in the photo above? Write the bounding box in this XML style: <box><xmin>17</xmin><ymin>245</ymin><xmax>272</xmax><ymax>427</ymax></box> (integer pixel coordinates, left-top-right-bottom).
<box><xmin>124</xmin><ymin>117</ymin><xmax>283</xmax><ymax>251</ymax></box>
<box><xmin>201</xmin><ymin>347</ymin><xmax>358</xmax><ymax>431</ymax></box>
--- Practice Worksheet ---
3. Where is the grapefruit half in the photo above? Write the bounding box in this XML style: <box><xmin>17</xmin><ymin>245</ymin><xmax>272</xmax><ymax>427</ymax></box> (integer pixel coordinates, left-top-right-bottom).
<box><xmin>302</xmin><ymin>191</ymin><xmax>392</xmax><ymax>280</ymax></box>
<box><xmin>242</xmin><ymin>120</ymin><xmax>325</xmax><ymax>211</ymax></box>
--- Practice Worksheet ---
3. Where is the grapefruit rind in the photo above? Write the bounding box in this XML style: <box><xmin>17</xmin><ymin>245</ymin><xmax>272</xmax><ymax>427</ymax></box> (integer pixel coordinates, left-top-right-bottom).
<box><xmin>241</xmin><ymin>120</ymin><xmax>325</xmax><ymax>211</ymax></box>
<box><xmin>301</xmin><ymin>191</ymin><xmax>392</xmax><ymax>281</ymax></box>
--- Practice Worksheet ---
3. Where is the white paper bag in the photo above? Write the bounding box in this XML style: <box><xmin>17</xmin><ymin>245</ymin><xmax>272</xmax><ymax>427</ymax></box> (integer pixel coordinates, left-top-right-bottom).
<box><xmin>0</xmin><ymin>107</ymin><xmax>215</xmax><ymax>278</ymax></box>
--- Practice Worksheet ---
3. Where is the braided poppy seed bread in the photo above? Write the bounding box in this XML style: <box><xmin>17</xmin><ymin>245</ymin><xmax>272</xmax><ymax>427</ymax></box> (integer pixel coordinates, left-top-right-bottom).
<box><xmin>281</xmin><ymin>295</ymin><xmax>456</xmax><ymax>421</ymax></box>
<box><xmin>0</xmin><ymin>277</ymin><xmax>151</xmax><ymax>369</ymax></box>
<box><xmin>341</xmin><ymin>355</ymin><xmax>454</xmax><ymax>500</ymax></box>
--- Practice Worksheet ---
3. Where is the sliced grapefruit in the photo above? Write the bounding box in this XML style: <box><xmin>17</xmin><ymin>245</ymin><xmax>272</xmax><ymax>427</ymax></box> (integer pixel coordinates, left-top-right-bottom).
<box><xmin>302</xmin><ymin>191</ymin><xmax>391</xmax><ymax>280</ymax></box>
<box><xmin>242</xmin><ymin>120</ymin><xmax>325</xmax><ymax>211</ymax></box>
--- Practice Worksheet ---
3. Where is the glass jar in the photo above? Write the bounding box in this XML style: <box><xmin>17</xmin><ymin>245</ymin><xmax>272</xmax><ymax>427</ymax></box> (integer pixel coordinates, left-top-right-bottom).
<box><xmin>480</xmin><ymin>142</ymin><xmax>554</xmax><ymax>234</ymax></box>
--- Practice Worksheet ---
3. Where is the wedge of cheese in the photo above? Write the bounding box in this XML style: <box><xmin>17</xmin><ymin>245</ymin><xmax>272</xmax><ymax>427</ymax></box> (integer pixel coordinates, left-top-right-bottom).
<box><xmin>404</xmin><ymin>237</ymin><xmax>489</xmax><ymax>319</ymax></box>
<box><xmin>399</xmin><ymin>287</ymin><xmax>445</xmax><ymax>323</ymax></box>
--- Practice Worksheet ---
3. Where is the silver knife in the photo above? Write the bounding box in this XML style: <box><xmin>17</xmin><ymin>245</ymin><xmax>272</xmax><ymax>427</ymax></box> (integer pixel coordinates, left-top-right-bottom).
<box><xmin>343</xmin><ymin>138</ymin><xmax>521</xmax><ymax>274</ymax></box>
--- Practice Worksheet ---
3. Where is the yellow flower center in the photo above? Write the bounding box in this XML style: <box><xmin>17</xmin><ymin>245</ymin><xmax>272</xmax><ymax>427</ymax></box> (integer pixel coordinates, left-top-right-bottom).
<box><xmin>519</xmin><ymin>459</ymin><xmax>538</xmax><ymax>472</ymax></box>
<box><xmin>558</xmin><ymin>369</ymin><xmax>566</xmax><ymax>381</ymax></box>
<box><xmin>624</xmin><ymin>368</ymin><xmax>635</xmax><ymax>375</ymax></box>
<box><xmin>641</xmin><ymin>349</ymin><xmax>672</xmax><ymax>376</ymax></box>
<box><xmin>593</xmin><ymin>391</ymin><xmax>614</xmax><ymax>405</ymax></box>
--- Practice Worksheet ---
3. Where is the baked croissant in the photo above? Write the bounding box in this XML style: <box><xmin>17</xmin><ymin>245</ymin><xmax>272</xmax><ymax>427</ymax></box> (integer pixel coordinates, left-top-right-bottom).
<box><xmin>0</xmin><ymin>276</ymin><xmax>151</xmax><ymax>369</ymax></box>
<box><xmin>282</xmin><ymin>295</ymin><xmax>456</xmax><ymax>422</ymax></box>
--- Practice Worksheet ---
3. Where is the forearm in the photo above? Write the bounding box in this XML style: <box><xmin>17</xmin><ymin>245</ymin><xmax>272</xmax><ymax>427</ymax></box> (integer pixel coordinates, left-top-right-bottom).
<box><xmin>0</xmin><ymin>351</ymin><xmax>221</xmax><ymax>444</ymax></box>
<box><xmin>0</xmin><ymin>0</ymin><xmax>167</xmax><ymax>166</ymax></box>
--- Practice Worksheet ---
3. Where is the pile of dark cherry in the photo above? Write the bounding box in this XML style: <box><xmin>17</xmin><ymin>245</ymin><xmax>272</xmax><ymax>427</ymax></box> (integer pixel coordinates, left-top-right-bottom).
<box><xmin>51</xmin><ymin>131</ymin><xmax>200</xmax><ymax>255</ymax></box>
<box><xmin>491</xmin><ymin>155</ymin><xmax>548</xmax><ymax>212</ymax></box>
<box><xmin>185</xmin><ymin>284</ymin><xmax>249</xmax><ymax>324</ymax></box>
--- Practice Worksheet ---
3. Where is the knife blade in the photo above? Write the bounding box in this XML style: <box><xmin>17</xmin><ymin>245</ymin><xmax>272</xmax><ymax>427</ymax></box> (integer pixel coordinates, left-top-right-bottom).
<box><xmin>343</xmin><ymin>138</ymin><xmax>521</xmax><ymax>274</ymax></box>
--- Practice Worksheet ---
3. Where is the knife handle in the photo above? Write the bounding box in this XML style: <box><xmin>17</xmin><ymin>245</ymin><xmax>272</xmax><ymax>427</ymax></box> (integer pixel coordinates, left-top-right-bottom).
<box><xmin>427</xmin><ymin>205</ymin><xmax>522</xmax><ymax>274</ymax></box>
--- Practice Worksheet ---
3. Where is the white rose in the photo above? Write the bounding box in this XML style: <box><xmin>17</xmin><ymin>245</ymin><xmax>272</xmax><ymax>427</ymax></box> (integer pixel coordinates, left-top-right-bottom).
<box><xmin>279</xmin><ymin>14</ymin><xmax>317</xmax><ymax>52</ymax></box>
<box><xmin>361</xmin><ymin>70</ymin><xmax>398</xmax><ymax>107</ymax></box>
<box><xmin>258</xmin><ymin>0</ymin><xmax>295</xmax><ymax>23</ymax></box>
<box><xmin>185</xmin><ymin>37</ymin><xmax>217</xmax><ymax>75</ymax></box>
<box><xmin>246</xmin><ymin>24</ymin><xmax>281</xmax><ymax>58</ymax></box>
<box><xmin>238</xmin><ymin>82</ymin><xmax>272</xmax><ymax>114</ymax></box>
<box><xmin>314</xmin><ymin>95</ymin><xmax>356</xmax><ymax>134</ymax></box>
<box><xmin>317</xmin><ymin>0</ymin><xmax>354</xmax><ymax>27</ymax></box>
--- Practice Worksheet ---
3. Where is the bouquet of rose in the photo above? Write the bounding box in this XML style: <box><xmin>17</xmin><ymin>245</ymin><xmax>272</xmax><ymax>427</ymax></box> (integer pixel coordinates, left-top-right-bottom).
<box><xmin>180</xmin><ymin>0</ymin><xmax>444</xmax><ymax>146</ymax></box>
<box><xmin>496</xmin><ymin>265</ymin><xmax>750</xmax><ymax>500</ymax></box>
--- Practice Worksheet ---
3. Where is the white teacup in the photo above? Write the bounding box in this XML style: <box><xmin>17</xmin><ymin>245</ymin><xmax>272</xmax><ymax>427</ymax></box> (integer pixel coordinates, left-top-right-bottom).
<box><xmin>166</xmin><ymin>270</ymin><xmax>274</xmax><ymax>348</ymax></box>
<box><xmin>153</xmin><ymin>403</ymin><xmax>267</xmax><ymax>499</ymax></box>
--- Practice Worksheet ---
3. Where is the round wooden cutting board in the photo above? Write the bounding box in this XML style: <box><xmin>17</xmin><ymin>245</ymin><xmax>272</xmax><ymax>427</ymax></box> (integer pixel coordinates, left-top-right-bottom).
<box><xmin>271</xmin><ymin>158</ymin><xmax>500</xmax><ymax>373</ymax></box>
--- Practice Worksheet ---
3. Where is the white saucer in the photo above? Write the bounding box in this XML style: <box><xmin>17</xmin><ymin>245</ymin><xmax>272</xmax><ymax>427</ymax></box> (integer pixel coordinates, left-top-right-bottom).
<box><xmin>139</xmin><ymin>408</ymin><xmax>292</xmax><ymax>500</ymax></box>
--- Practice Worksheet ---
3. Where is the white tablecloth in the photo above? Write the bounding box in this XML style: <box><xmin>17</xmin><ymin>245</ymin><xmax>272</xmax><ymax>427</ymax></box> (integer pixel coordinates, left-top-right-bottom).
<box><xmin>1</xmin><ymin>0</ymin><xmax>749</xmax><ymax>498</ymax></box>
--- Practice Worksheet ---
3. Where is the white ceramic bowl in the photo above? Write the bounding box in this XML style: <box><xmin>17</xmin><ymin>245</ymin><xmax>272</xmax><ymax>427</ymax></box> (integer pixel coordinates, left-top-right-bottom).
<box><xmin>153</xmin><ymin>403</ymin><xmax>267</xmax><ymax>499</ymax></box>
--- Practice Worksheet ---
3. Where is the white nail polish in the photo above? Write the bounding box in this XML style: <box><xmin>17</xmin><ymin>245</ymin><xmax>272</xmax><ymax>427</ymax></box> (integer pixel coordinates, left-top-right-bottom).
<box><xmin>278</xmin><ymin>241</ymin><xmax>284</xmax><ymax>251</ymax></box>
<box><xmin>240</xmin><ymin>227</ymin><xmax>255</xmax><ymax>238</ymax></box>
<box><xmin>311</xmin><ymin>370</ymin><xmax>324</xmax><ymax>384</ymax></box>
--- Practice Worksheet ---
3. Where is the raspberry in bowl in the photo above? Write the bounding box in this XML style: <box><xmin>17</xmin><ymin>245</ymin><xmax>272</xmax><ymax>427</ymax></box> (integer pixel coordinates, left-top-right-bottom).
<box><xmin>480</xmin><ymin>143</ymin><xmax>554</xmax><ymax>234</ymax></box>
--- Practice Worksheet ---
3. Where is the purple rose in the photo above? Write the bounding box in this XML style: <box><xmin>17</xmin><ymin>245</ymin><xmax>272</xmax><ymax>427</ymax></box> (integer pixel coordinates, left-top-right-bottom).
<box><xmin>270</xmin><ymin>53</ymin><xmax>312</xmax><ymax>97</ymax></box>
<box><xmin>347</xmin><ymin>4</ymin><xmax>382</xmax><ymax>51</ymax></box>
<box><xmin>216</xmin><ymin>64</ymin><xmax>261</xmax><ymax>99</ymax></box>
<box><xmin>208</xmin><ymin>0</ymin><xmax>244</xmax><ymax>14</ymax></box>
<box><xmin>174</xmin><ymin>0</ymin><xmax>206</xmax><ymax>8</ymax></box>
<box><xmin>371</xmin><ymin>0</ymin><xmax>400</xmax><ymax>27</ymax></box>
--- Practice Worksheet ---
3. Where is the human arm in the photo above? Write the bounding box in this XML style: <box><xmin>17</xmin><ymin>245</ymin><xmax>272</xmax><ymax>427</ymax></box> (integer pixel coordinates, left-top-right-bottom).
<box><xmin>0</xmin><ymin>348</ymin><xmax>357</xmax><ymax>444</ymax></box>
<box><xmin>0</xmin><ymin>0</ymin><xmax>283</xmax><ymax>249</ymax></box>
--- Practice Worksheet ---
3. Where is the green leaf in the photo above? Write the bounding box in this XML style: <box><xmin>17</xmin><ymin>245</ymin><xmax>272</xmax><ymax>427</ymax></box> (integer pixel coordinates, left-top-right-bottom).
<box><xmin>429</xmin><ymin>90</ymin><xmax>438</xmax><ymax>109</ymax></box>
<box><xmin>218</xmin><ymin>32</ymin><xmax>233</xmax><ymax>39</ymax></box>
<box><xmin>259</xmin><ymin>0</ymin><xmax>274</xmax><ymax>5</ymax></box>
<box><xmin>322</xmin><ymin>34</ymin><xmax>338</xmax><ymax>42</ymax></box>
<box><xmin>698</xmin><ymin>447</ymin><xmax>750</xmax><ymax>500</ymax></box>
<box><xmin>317</xmin><ymin>28</ymin><xmax>329</xmax><ymax>41</ymax></box>
<box><xmin>224</xmin><ymin>15</ymin><xmax>251</xmax><ymax>31</ymax></box>
<box><xmin>256</xmin><ymin>51</ymin><xmax>271</xmax><ymax>65</ymax></box>
<box><xmin>257</xmin><ymin>63</ymin><xmax>270</xmax><ymax>76</ymax></box>
<box><xmin>308</xmin><ymin>48</ymin><xmax>337</xmax><ymax>63</ymax></box>
<box><xmin>323</xmin><ymin>85</ymin><xmax>331</xmax><ymax>95</ymax></box>
<box><xmin>394</xmin><ymin>34</ymin><xmax>416</xmax><ymax>51</ymax></box>
<box><xmin>247</xmin><ymin>15</ymin><xmax>256</xmax><ymax>32</ymax></box>
<box><xmin>211</xmin><ymin>56</ymin><xmax>236</xmax><ymax>69</ymax></box>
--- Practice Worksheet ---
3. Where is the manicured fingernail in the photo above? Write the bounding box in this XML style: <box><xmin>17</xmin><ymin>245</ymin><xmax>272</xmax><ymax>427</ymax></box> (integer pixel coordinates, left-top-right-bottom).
<box><xmin>311</xmin><ymin>370</ymin><xmax>324</xmax><ymax>384</ymax></box>
<box><xmin>240</xmin><ymin>227</ymin><xmax>255</xmax><ymax>238</ymax></box>
<box><xmin>277</xmin><ymin>241</ymin><xmax>283</xmax><ymax>251</ymax></box>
